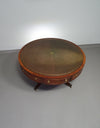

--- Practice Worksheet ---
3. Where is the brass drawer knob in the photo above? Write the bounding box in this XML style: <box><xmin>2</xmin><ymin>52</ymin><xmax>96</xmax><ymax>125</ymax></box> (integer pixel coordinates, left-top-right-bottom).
<box><xmin>65</xmin><ymin>78</ymin><xmax>67</xmax><ymax>82</ymax></box>
<box><xmin>35</xmin><ymin>77</ymin><xmax>38</xmax><ymax>80</ymax></box>
<box><xmin>47</xmin><ymin>80</ymin><xmax>50</xmax><ymax>83</ymax></box>
<box><xmin>75</xmin><ymin>74</ymin><xmax>78</xmax><ymax>77</ymax></box>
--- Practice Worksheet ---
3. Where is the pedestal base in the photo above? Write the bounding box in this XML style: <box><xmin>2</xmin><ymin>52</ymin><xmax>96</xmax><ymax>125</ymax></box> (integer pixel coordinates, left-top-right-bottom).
<box><xmin>34</xmin><ymin>82</ymin><xmax>72</xmax><ymax>90</ymax></box>
<box><xmin>34</xmin><ymin>83</ymin><xmax>41</xmax><ymax>90</ymax></box>
<box><xmin>65</xmin><ymin>82</ymin><xmax>72</xmax><ymax>88</ymax></box>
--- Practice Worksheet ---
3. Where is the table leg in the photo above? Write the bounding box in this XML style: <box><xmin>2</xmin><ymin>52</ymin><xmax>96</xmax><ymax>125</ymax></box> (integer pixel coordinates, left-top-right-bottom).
<box><xmin>65</xmin><ymin>82</ymin><xmax>72</xmax><ymax>88</ymax></box>
<box><xmin>34</xmin><ymin>83</ymin><xmax>41</xmax><ymax>90</ymax></box>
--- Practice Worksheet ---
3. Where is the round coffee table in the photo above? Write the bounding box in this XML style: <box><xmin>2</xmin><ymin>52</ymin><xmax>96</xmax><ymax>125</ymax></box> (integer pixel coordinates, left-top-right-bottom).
<box><xmin>18</xmin><ymin>38</ymin><xmax>86</xmax><ymax>90</ymax></box>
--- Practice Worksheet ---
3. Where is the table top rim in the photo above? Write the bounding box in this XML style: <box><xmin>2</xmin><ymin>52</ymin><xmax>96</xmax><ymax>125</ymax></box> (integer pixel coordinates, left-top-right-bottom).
<box><xmin>18</xmin><ymin>38</ymin><xmax>86</xmax><ymax>79</ymax></box>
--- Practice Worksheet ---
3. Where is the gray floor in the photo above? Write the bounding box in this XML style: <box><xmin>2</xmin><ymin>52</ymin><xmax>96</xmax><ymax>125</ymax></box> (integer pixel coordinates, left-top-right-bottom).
<box><xmin>0</xmin><ymin>44</ymin><xmax>100</xmax><ymax>128</ymax></box>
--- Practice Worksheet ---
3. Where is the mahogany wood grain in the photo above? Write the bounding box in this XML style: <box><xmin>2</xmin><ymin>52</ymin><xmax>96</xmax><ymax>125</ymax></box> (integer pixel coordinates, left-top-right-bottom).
<box><xmin>18</xmin><ymin>38</ymin><xmax>86</xmax><ymax>88</ymax></box>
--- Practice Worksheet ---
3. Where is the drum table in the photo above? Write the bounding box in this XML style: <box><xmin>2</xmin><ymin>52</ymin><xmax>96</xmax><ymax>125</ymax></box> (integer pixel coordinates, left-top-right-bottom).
<box><xmin>18</xmin><ymin>38</ymin><xmax>86</xmax><ymax>90</ymax></box>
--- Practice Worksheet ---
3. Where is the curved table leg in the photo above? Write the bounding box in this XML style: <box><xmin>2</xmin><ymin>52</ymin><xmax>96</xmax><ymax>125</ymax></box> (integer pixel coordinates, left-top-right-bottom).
<box><xmin>34</xmin><ymin>83</ymin><xmax>41</xmax><ymax>90</ymax></box>
<box><xmin>34</xmin><ymin>82</ymin><xmax>72</xmax><ymax>90</ymax></box>
<box><xmin>65</xmin><ymin>82</ymin><xmax>72</xmax><ymax>88</ymax></box>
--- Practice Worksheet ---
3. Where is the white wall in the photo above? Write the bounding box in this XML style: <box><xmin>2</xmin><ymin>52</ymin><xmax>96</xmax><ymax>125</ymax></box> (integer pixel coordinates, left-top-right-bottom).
<box><xmin>0</xmin><ymin>0</ymin><xmax>100</xmax><ymax>50</ymax></box>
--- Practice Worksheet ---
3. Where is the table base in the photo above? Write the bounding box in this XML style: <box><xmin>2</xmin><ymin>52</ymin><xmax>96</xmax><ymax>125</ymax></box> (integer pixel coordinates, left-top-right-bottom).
<box><xmin>34</xmin><ymin>82</ymin><xmax>72</xmax><ymax>90</ymax></box>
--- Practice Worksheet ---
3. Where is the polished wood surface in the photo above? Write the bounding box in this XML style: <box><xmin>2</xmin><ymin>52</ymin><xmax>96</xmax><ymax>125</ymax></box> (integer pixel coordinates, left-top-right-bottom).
<box><xmin>18</xmin><ymin>38</ymin><xmax>86</xmax><ymax>86</ymax></box>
